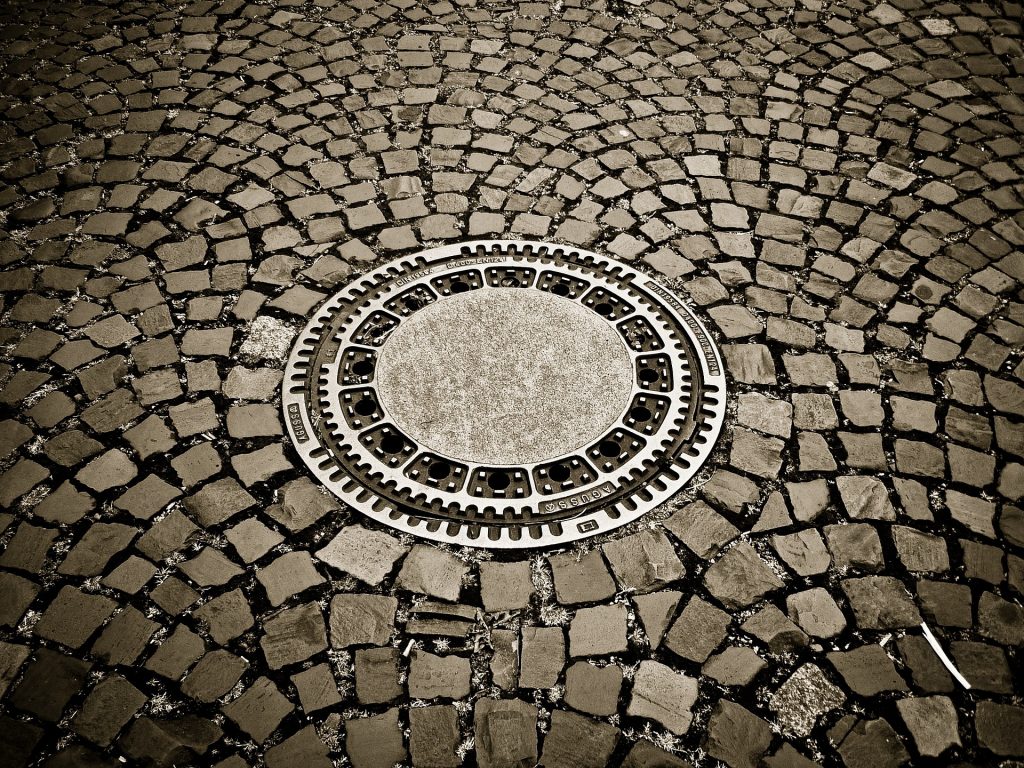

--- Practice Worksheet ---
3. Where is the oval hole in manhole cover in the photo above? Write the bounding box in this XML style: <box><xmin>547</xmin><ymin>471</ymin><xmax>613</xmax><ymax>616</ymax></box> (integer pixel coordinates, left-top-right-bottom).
<box><xmin>283</xmin><ymin>240</ymin><xmax>726</xmax><ymax>548</ymax></box>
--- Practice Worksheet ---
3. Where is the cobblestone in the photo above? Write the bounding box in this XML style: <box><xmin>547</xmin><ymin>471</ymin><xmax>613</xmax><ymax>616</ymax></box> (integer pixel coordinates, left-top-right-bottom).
<box><xmin>0</xmin><ymin>0</ymin><xmax>1021</xmax><ymax>765</ymax></box>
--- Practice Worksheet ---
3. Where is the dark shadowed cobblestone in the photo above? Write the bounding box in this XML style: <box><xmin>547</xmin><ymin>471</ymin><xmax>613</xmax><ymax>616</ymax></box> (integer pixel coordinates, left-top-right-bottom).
<box><xmin>0</xmin><ymin>0</ymin><xmax>1023</xmax><ymax>765</ymax></box>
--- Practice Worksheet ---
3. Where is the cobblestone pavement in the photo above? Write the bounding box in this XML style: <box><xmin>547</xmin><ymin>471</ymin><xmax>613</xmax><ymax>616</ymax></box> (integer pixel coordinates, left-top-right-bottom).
<box><xmin>1</xmin><ymin>0</ymin><xmax>1023</xmax><ymax>766</ymax></box>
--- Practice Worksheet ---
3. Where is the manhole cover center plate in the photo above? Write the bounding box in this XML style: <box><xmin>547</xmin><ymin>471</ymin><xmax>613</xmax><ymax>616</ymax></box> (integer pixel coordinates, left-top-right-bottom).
<box><xmin>375</xmin><ymin>288</ymin><xmax>634</xmax><ymax>465</ymax></box>
<box><xmin>283</xmin><ymin>241</ymin><xmax>726</xmax><ymax>548</ymax></box>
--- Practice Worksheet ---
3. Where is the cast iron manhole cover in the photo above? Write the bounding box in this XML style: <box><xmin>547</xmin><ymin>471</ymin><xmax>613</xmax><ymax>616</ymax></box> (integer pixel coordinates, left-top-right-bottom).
<box><xmin>283</xmin><ymin>241</ymin><xmax>726</xmax><ymax>548</ymax></box>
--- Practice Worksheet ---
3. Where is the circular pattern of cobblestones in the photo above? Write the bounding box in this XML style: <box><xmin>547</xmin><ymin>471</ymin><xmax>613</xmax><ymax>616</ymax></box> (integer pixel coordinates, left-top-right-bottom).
<box><xmin>0</xmin><ymin>0</ymin><xmax>1022</xmax><ymax>767</ymax></box>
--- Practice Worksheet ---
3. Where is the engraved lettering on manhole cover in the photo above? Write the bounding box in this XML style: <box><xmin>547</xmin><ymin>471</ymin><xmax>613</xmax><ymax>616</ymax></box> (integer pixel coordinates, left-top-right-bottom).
<box><xmin>283</xmin><ymin>241</ymin><xmax>726</xmax><ymax>548</ymax></box>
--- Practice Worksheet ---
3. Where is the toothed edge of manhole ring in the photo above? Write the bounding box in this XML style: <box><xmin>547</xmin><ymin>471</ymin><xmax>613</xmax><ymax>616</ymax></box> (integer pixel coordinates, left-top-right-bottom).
<box><xmin>283</xmin><ymin>240</ymin><xmax>727</xmax><ymax>549</ymax></box>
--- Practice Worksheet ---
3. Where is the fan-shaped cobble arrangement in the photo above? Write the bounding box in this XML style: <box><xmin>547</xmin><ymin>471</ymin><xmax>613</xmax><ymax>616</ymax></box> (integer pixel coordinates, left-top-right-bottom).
<box><xmin>0</xmin><ymin>0</ymin><xmax>1022</xmax><ymax>766</ymax></box>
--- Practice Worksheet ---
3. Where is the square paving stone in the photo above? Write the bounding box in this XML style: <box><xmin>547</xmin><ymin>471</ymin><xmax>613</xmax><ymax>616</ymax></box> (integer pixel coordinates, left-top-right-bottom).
<box><xmin>664</xmin><ymin>501</ymin><xmax>739</xmax><ymax>559</ymax></box>
<box><xmin>565</xmin><ymin>662</ymin><xmax>622</xmax><ymax>717</ymax></box>
<box><xmin>328</xmin><ymin>594</ymin><xmax>398</xmax><ymax>647</ymax></box>
<box><xmin>355</xmin><ymin>647</ymin><xmax>402</xmax><ymax>704</ymax></box>
<box><xmin>118</xmin><ymin>715</ymin><xmax>222</xmax><ymax>768</ymax></box>
<box><xmin>180</xmin><ymin>648</ymin><xmax>248</xmax><ymax>703</ymax></box>
<box><xmin>81</xmin><ymin>389</ymin><xmax>144</xmax><ymax>433</ymax></box>
<box><xmin>540</xmin><ymin>709</ymin><xmax>619</xmax><ymax>768</ymax></box>
<box><xmin>231</xmin><ymin>444</ymin><xmax>292</xmax><ymax>487</ymax></box>
<box><xmin>976</xmin><ymin>702</ymin><xmax>1024</xmax><ymax>758</ymax></box>
<box><xmin>830</xmin><ymin>716</ymin><xmax>909</xmax><ymax>768</ymax></box>
<box><xmin>771</xmin><ymin>529</ymin><xmax>831</xmax><ymax>576</ymax></box>
<box><xmin>0</xmin><ymin>572</ymin><xmax>39</xmax><ymax>627</ymax></box>
<box><xmin>75</xmin><ymin>449</ymin><xmax>138</xmax><ymax>492</ymax></box>
<box><xmin>520</xmin><ymin>626</ymin><xmax>565</xmax><ymax>689</ymax></box>
<box><xmin>57</xmin><ymin>522</ymin><xmax>138</xmax><ymax>577</ymax></box>
<box><xmin>395</xmin><ymin>544</ymin><xmax>469</xmax><ymax>602</ymax></box>
<box><xmin>704</xmin><ymin>542</ymin><xmax>784</xmax><ymax>609</ymax></box>
<box><xmin>345</xmin><ymin>708</ymin><xmax>407</xmax><ymax>768</ymax></box>
<box><xmin>786</xmin><ymin>587</ymin><xmax>847</xmax><ymax>639</ymax></box>
<box><xmin>841</xmin><ymin>576</ymin><xmax>922</xmax><ymax>629</ymax></box>
<box><xmin>409</xmin><ymin>705</ymin><xmax>460</xmax><ymax>768</ymax></box>
<box><xmin>145</xmin><ymin>625</ymin><xmax>205</xmax><ymax>680</ymax></box>
<box><xmin>703</xmin><ymin>470</ymin><xmax>759</xmax><ymax>514</ymax></box>
<box><xmin>71</xmin><ymin>674</ymin><xmax>147</xmax><ymax>746</ymax></box>
<box><xmin>824</xmin><ymin>524</ymin><xmax>884</xmax><ymax>571</ymax></box>
<box><xmin>836</xmin><ymin>476</ymin><xmax>896</xmax><ymax>520</ymax></box>
<box><xmin>124</xmin><ymin>416</ymin><xmax>176</xmax><ymax>459</ymax></box>
<box><xmin>978</xmin><ymin>591</ymin><xmax>1024</xmax><ymax>646</ymax></box>
<box><xmin>622</xmin><ymin>741</ymin><xmax>693</xmax><ymax>768</ymax></box>
<box><xmin>0</xmin><ymin>460</ymin><xmax>48</xmax><ymax>507</ymax></box>
<box><xmin>193</xmin><ymin>588</ymin><xmax>254</xmax><ymax>645</ymax></box>
<box><xmin>91</xmin><ymin>606</ymin><xmax>158</xmax><ymax>666</ymax></box>
<box><xmin>257</xmin><ymin>550</ymin><xmax>325</xmax><ymax>606</ymax></box>
<box><xmin>33</xmin><ymin>482</ymin><xmax>94</xmax><ymax>526</ymax></box>
<box><xmin>266</xmin><ymin>477</ymin><xmax>340</xmax><ymax>532</ymax></box>
<box><xmin>769</xmin><ymin>663</ymin><xmax>845</xmax><ymax>737</ymax></box>
<box><xmin>703</xmin><ymin>646</ymin><xmax>768</xmax><ymax>688</ymax></box>
<box><xmin>291</xmin><ymin>663</ymin><xmax>342</xmax><ymax>713</ymax></box>
<box><xmin>226</xmin><ymin>403</ymin><xmax>282</xmax><ymax>437</ymax></box>
<box><xmin>569</xmin><ymin>603</ymin><xmax>628</xmax><ymax>657</ymax></box>
<box><xmin>896</xmin><ymin>696</ymin><xmax>960</xmax><ymax>758</ymax></box>
<box><xmin>133</xmin><ymin>369</ymin><xmax>184</xmax><ymax>406</ymax></box>
<box><xmin>167</xmin><ymin>397</ymin><xmax>218</xmax><ymax>438</ymax></box>
<box><xmin>316</xmin><ymin>524</ymin><xmax>409</xmax><ymax>586</ymax></box>
<box><xmin>946</xmin><ymin>490</ymin><xmax>996</xmax><ymax>538</ymax></box>
<box><xmin>892</xmin><ymin>526</ymin><xmax>949</xmax><ymax>573</ymax></box>
<box><xmin>628</xmin><ymin>660</ymin><xmax>698</xmax><ymax>735</ymax></box>
<box><xmin>490</xmin><ymin>628</ymin><xmax>519</xmax><ymax>691</ymax></box>
<box><xmin>136</xmin><ymin>510</ymin><xmax>199</xmax><ymax>562</ymax></box>
<box><xmin>261</xmin><ymin>602</ymin><xmax>328</xmax><ymax>669</ymax></box>
<box><xmin>474</xmin><ymin>698</ymin><xmax>538</xmax><ymax>768</ymax></box>
<box><xmin>479</xmin><ymin>560</ymin><xmax>533</xmax><ymax>612</ymax></box>
<box><xmin>114</xmin><ymin>475</ymin><xmax>181</xmax><ymax>521</ymax></box>
<box><xmin>547</xmin><ymin>549</ymin><xmax>616</xmax><ymax>605</ymax></box>
<box><xmin>409</xmin><ymin>649</ymin><xmax>471</xmax><ymax>700</ymax></box>
<box><xmin>705</xmin><ymin>700</ymin><xmax>773</xmax><ymax>768</ymax></box>
<box><xmin>0</xmin><ymin>642</ymin><xmax>31</xmax><ymax>698</ymax></box>
<box><xmin>9</xmin><ymin>648</ymin><xmax>92</xmax><ymax>721</ymax></box>
<box><xmin>787</xmin><ymin>479</ymin><xmax>831</xmax><ymax>523</ymax></box>
<box><xmin>265</xmin><ymin>726</ymin><xmax>332</xmax><ymax>768</ymax></box>
<box><xmin>183</xmin><ymin>477</ymin><xmax>256</xmax><ymax>527</ymax></box>
<box><xmin>42</xmin><ymin>744</ymin><xmax>120</xmax><ymax>768</ymax></box>
<box><xmin>178</xmin><ymin>547</ymin><xmax>243</xmax><ymax>587</ymax></box>
<box><xmin>664</xmin><ymin>597</ymin><xmax>730</xmax><ymax>663</ymax></box>
<box><xmin>950</xmin><ymin>641</ymin><xmax>1012</xmax><ymax>694</ymax></box>
<box><xmin>602</xmin><ymin>529</ymin><xmax>684</xmax><ymax>593</ymax></box>
<box><xmin>170</xmin><ymin>442</ymin><xmax>222</xmax><ymax>488</ymax></box>
<box><xmin>222</xmin><ymin>676</ymin><xmax>293</xmax><ymax>744</ymax></box>
<box><xmin>42</xmin><ymin>430</ymin><xmax>103</xmax><ymax>468</ymax></box>
<box><xmin>827</xmin><ymin>645</ymin><xmax>908</xmax><ymax>696</ymax></box>
<box><xmin>224</xmin><ymin>518</ymin><xmax>283</xmax><ymax>563</ymax></box>
<box><xmin>0</xmin><ymin>715</ymin><xmax>43</xmax><ymax>767</ymax></box>
<box><xmin>34</xmin><ymin>586</ymin><xmax>118</xmax><ymax>649</ymax></box>
<box><xmin>0</xmin><ymin>523</ymin><xmax>57</xmax><ymax>572</ymax></box>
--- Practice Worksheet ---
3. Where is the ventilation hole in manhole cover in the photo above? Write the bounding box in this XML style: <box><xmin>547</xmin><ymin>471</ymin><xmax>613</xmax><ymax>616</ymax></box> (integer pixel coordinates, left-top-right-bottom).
<box><xmin>283</xmin><ymin>240</ymin><xmax>726</xmax><ymax>548</ymax></box>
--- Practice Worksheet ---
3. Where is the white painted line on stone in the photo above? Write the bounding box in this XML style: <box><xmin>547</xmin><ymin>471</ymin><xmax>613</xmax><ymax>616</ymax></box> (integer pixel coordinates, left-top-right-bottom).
<box><xmin>921</xmin><ymin>621</ymin><xmax>971</xmax><ymax>690</ymax></box>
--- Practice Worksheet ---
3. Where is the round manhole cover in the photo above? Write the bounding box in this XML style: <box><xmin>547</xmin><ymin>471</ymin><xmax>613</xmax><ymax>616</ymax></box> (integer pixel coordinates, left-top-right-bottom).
<box><xmin>283</xmin><ymin>241</ymin><xmax>726</xmax><ymax>548</ymax></box>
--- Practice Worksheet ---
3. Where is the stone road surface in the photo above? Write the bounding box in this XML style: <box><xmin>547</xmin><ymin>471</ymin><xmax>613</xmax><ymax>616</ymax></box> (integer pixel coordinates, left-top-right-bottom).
<box><xmin>0</xmin><ymin>0</ymin><xmax>1023</xmax><ymax>766</ymax></box>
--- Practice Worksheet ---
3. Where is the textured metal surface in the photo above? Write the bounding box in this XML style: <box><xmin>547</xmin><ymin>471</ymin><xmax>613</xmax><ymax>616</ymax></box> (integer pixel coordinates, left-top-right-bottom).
<box><xmin>374</xmin><ymin>287</ymin><xmax>635</xmax><ymax>466</ymax></box>
<box><xmin>283</xmin><ymin>241</ymin><xmax>727</xmax><ymax>548</ymax></box>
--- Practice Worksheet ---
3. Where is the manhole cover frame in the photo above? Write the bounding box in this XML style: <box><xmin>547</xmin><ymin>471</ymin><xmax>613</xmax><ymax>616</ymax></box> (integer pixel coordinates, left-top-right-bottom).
<box><xmin>283</xmin><ymin>240</ymin><xmax>726</xmax><ymax>548</ymax></box>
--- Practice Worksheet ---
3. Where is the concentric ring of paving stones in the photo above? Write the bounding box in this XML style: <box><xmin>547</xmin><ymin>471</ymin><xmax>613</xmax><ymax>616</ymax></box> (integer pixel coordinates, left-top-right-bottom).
<box><xmin>284</xmin><ymin>240</ymin><xmax>725</xmax><ymax>548</ymax></box>
<box><xmin>0</xmin><ymin>0</ymin><xmax>1022</xmax><ymax>767</ymax></box>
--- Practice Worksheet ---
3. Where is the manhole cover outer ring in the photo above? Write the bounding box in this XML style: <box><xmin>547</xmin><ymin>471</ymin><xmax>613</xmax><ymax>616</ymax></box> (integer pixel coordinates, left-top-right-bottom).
<box><xmin>283</xmin><ymin>240</ymin><xmax>727</xmax><ymax>549</ymax></box>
